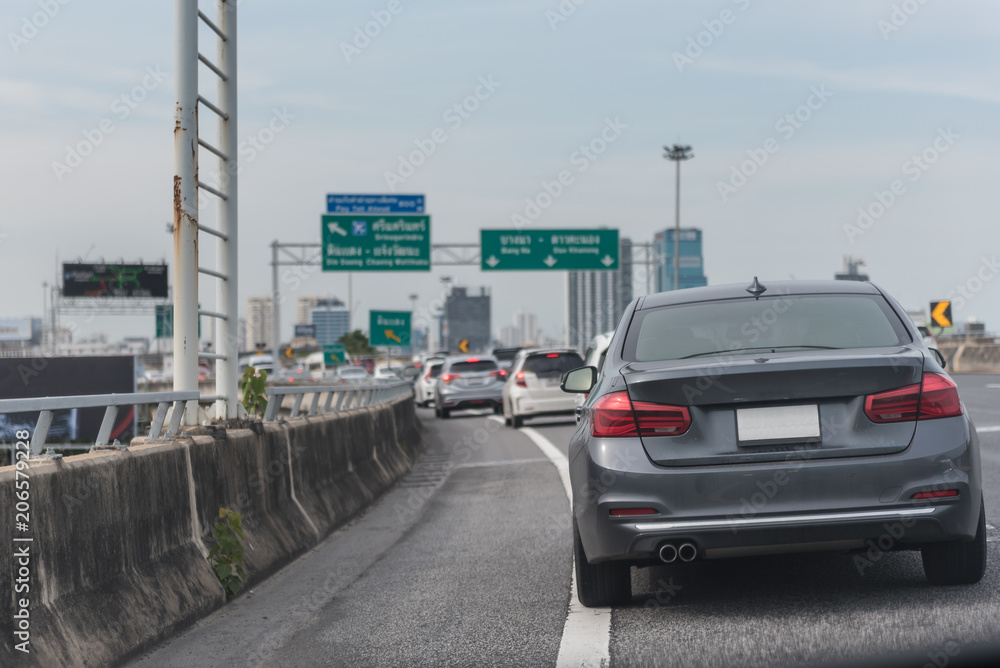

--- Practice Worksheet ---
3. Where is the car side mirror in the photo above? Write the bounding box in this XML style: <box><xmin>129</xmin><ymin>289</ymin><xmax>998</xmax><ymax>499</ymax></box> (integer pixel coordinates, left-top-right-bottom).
<box><xmin>561</xmin><ymin>366</ymin><xmax>597</xmax><ymax>393</ymax></box>
<box><xmin>932</xmin><ymin>348</ymin><xmax>947</xmax><ymax>369</ymax></box>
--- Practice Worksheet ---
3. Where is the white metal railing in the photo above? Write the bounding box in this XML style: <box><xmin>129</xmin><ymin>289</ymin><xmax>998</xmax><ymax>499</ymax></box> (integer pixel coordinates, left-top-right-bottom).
<box><xmin>174</xmin><ymin>0</ymin><xmax>239</xmax><ymax>425</ymax></box>
<box><xmin>263</xmin><ymin>380</ymin><xmax>413</xmax><ymax>422</ymax></box>
<box><xmin>0</xmin><ymin>391</ymin><xmax>200</xmax><ymax>456</ymax></box>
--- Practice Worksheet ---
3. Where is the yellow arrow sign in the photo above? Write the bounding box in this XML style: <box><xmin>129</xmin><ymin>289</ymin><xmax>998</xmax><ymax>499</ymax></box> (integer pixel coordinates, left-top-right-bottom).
<box><xmin>930</xmin><ymin>301</ymin><xmax>952</xmax><ymax>328</ymax></box>
<box><xmin>384</xmin><ymin>329</ymin><xmax>402</xmax><ymax>343</ymax></box>
<box><xmin>458</xmin><ymin>339</ymin><xmax>469</xmax><ymax>353</ymax></box>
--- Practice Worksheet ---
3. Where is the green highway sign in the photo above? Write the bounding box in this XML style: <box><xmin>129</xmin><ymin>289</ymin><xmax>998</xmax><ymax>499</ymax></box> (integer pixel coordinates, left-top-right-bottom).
<box><xmin>323</xmin><ymin>344</ymin><xmax>347</xmax><ymax>365</ymax></box>
<box><xmin>369</xmin><ymin>311</ymin><xmax>411</xmax><ymax>347</ymax></box>
<box><xmin>480</xmin><ymin>229</ymin><xmax>619</xmax><ymax>271</ymax></box>
<box><xmin>155</xmin><ymin>304</ymin><xmax>200</xmax><ymax>338</ymax></box>
<box><xmin>322</xmin><ymin>214</ymin><xmax>431</xmax><ymax>271</ymax></box>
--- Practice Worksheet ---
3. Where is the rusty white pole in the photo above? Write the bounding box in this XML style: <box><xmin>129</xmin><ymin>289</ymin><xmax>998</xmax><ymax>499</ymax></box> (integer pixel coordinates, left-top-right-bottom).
<box><xmin>174</xmin><ymin>0</ymin><xmax>199</xmax><ymax>424</ymax></box>
<box><xmin>215</xmin><ymin>0</ymin><xmax>238</xmax><ymax>418</ymax></box>
<box><xmin>271</xmin><ymin>240</ymin><xmax>280</xmax><ymax>367</ymax></box>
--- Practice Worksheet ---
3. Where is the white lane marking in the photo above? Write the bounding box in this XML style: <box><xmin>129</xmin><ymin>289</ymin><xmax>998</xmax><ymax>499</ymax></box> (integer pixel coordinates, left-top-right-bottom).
<box><xmin>985</xmin><ymin>384</ymin><xmax>1000</xmax><ymax>389</ymax></box>
<box><xmin>519</xmin><ymin>426</ymin><xmax>611</xmax><ymax>668</ymax></box>
<box><xmin>455</xmin><ymin>457</ymin><xmax>549</xmax><ymax>469</ymax></box>
<box><xmin>976</xmin><ymin>426</ymin><xmax>1000</xmax><ymax>433</ymax></box>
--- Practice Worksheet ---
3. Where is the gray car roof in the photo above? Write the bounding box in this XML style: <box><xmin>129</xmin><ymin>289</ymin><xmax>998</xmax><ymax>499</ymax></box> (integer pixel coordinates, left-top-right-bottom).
<box><xmin>638</xmin><ymin>280</ymin><xmax>882</xmax><ymax>310</ymax></box>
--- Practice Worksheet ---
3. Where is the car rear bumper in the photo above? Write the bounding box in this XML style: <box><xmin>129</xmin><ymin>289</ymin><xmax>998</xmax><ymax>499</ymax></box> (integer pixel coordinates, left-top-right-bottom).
<box><xmin>570</xmin><ymin>414</ymin><xmax>982</xmax><ymax>563</ymax></box>
<box><xmin>512</xmin><ymin>393</ymin><xmax>578</xmax><ymax>417</ymax></box>
<box><xmin>438</xmin><ymin>387</ymin><xmax>503</xmax><ymax>410</ymax></box>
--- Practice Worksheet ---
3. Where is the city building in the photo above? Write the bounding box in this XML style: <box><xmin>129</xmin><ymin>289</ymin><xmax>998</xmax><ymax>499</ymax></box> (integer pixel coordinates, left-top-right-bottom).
<box><xmin>565</xmin><ymin>237</ymin><xmax>633</xmax><ymax>352</ymax></box>
<box><xmin>296</xmin><ymin>296</ymin><xmax>328</xmax><ymax>325</ymax></box>
<box><xmin>655</xmin><ymin>228</ymin><xmax>707</xmax><ymax>292</ymax></box>
<box><xmin>835</xmin><ymin>256</ymin><xmax>870</xmax><ymax>282</ymax></box>
<box><xmin>245</xmin><ymin>296</ymin><xmax>274</xmax><ymax>352</ymax></box>
<box><xmin>513</xmin><ymin>309</ymin><xmax>538</xmax><ymax>346</ymax></box>
<box><xmin>496</xmin><ymin>324</ymin><xmax>520</xmax><ymax>348</ymax></box>
<box><xmin>440</xmin><ymin>286</ymin><xmax>491</xmax><ymax>353</ymax></box>
<box><xmin>310</xmin><ymin>298</ymin><xmax>350</xmax><ymax>347</ymax></box>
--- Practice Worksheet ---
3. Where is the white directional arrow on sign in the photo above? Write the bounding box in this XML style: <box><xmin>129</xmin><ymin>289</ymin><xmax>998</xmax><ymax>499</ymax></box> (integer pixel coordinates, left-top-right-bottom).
<box><xmin>601</xmin><ymin>255</ymin><xmax>614</xmax><ymax>267</ymax></box>
<box><xmin>544</xmin><ymin>255</ymin><xmax>557</xmax><ymax>267</ymax></box>
<box><xmin>327</xmin><ymin>221</ymin><xmax>348</xmax><ymax>236</ymax></box>
<box><xmin>486</xmin><ymin>255</ymin><xmax>500</xmax><ymax>268</ymax></box>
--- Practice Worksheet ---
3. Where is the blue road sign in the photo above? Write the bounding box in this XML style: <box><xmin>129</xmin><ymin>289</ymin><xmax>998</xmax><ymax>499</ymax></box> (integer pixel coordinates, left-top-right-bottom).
<box><xmin>326</xmin><ymin>194</ymin><xmax>425</xmax><ymax>214</ymax></box>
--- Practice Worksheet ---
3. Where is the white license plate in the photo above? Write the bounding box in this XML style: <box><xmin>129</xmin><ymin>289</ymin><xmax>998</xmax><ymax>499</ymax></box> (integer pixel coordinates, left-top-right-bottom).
<box><xmin>736</xmin><ymin>405</ymin><xmax>820</xmax><ymax>443</ymax></box>
<box><xmin>543</xmin><ymin>378</ymin><xmax>560</xmax><ymax>387</ymax></box>
<box><xmin>465</xmin><ymin>378</ymin><xmax>485</xmax><ymax>386</ymax></box>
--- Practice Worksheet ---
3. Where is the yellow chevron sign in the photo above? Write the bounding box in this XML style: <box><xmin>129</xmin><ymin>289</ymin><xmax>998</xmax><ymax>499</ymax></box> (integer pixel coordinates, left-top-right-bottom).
<box><xmin>930</xmin><ymin>301</ymin><xmax>952</xmax><ymax>328</ymax></box>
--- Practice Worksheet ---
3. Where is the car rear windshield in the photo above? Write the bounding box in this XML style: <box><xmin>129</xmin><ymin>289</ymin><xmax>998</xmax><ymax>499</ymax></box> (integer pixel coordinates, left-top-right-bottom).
<box><xmin>450</xmin><ymin>360</ymin><xmax>498</xmax><ymax>373</ymax></box>
<box><xmin>491</xmin><ymin>348</ymin><xmax>520</xmax><ymax>361</ymax></box>
<box><xmin>523</xmin><ymin>352</ymin><xmax>584</xmax><ymax>377</ymax></box>
<box><xmin>624</xmin><ymin>294</ymin><xmax>909</xmax><ymax>362</ymax></box>
<box><xmin>428</xmin><ymin>364</ymin><xmax>443</xmax><ymax>378</ymax></box>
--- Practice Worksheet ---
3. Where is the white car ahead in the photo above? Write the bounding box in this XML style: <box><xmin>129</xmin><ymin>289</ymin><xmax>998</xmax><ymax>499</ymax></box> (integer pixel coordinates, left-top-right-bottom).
<box><xmin>415</xmin><ymin>360</ymin><xmax>444</xmax><ymax>407</ymax></box>
<box><xmin>502</xmin><ymin>348</ymin><xmax>583</xmax><ymax>428</ymax></box>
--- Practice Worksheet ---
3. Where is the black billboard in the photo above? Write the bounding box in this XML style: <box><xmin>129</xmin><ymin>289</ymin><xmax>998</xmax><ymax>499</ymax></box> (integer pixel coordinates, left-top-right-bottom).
<box><xmin>63</xmin><ymin>263</ymin><xmax>168</xmax><ymax>298</ymax></box>
<box><xmin>0</xmin><ymin>356</ymin><xmax>136</xmax><ymax>445</ymax></box>
<box><xmin>294</xmin><ymin>324</ymin><xmax>317</xmax><ymax>338</ymax></box>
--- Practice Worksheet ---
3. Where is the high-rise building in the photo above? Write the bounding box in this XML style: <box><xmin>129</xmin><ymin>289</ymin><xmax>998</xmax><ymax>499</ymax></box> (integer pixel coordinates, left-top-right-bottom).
<box><xmin>310</xmin><ymin>298</ymin><xmax>350</xmax><ymax>347</ymax></box>
<box><xmin>297</xmin><ymin>296</ymin><xmax>338</xmax><ymax>326</ymax></box>
<box><xmin>497</xmin><ymin>324</ymin><xmax>520</xmax><ymax>348</ymax></box>
<box><xmin>246</xmin><ymin>296</ymin><xmax>274</xmax><ymax>352</ymax></box>
<box><xmin>565</xmin><ymin>237</ymin><xmax>633</xmax><ymax>352</ymax></box>
<box><xmin>655</xmin><ymin>228</ymin><xmax>707</xmax><ymax>292</ymax></box>
<box><xmin>441</xmin><ymin>286</ymin><xmax>491</xmax><ymax>352</ymax></box>
<box><xmin>513</xmin><ymin>309</ymin><xmax>538</xmax><ymax>346</ymax></box>
<box><xmin>835</xmin><ymin>256</ymin><xmax>869</xmax><ymax>282</ymax></box>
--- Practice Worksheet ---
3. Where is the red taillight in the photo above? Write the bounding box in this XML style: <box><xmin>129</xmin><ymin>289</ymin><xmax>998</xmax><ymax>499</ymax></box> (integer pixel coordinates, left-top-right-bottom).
<box><xmin>489</xmin><ymin>369</ymin><xmax>507</xmax><ymax>379</ymax></box>
<box><xmin>591</xmin><ymin>392</ymin><xmax>691</xmax><ymax>438</ymax></box>
<box><xmin>864</xmin><ymin>384</ymin><xmax>920</xmax><ymax>423</ymax></box>
<box><xmin>546</xmin><ymin>353</ymin><xmax>560</xmax><ymax>358</ymax></box>
<box><xmin>864</xmin><ymin>373</ymin><xmax>961</xmax><ymax>423</ymax></box>
<box><xmin>918</xmin><ymin>373</ymin><xmax>962</xmax><ymax>419</ymax></box>
<box><xmin>632</xmin><ymin>400</ymin><xmax>691</xmax><ymax>436</ymax></box>
<box><xmin>466</xmin><ymin>357</ymin><xmax>479</xmax><ymax>363</ymax></box>
<box><xmin>441</xmin><ymin>373</ymin><xmax>460</xmax><ymax>384</ymax></box>
<box><xmin>515</xmin><ymin>371</ymin><xmax>527</xmax><ymax>388</ymax></box>
<box><xmin>912</xmin><ymin>490</ymin><xmax>959</xmax><ymax>500</ymax></box>
<box><xmin>609</xmin><ymin>508</ymin><xmax>657</xmax><ymax>517</ymax></box>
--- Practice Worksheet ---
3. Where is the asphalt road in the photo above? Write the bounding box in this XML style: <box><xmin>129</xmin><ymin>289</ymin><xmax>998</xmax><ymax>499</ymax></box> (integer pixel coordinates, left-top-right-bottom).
<box><xmin>131</xmin><ymin>374</ymin><xmax>1000</xmax><ymax>667</ymax></box>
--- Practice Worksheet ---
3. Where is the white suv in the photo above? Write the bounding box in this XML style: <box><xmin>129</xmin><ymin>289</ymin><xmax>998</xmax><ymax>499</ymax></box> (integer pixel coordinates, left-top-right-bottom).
<box><xmin>502</xmin><ymin>348</ymin><xmax>583</xmax><ymax>428</ymax></box>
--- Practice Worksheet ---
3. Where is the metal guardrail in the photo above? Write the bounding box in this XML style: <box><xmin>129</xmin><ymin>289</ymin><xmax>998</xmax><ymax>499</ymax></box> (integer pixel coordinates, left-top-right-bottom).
<box><xmin>263</xmin><ymin>380</ymin><xmax>412</xmax><ymax>422</ymax></box>
<box><xmin>0</xmin><ymin>380</ymin><xmax>414</xmax><ymax>458</ymax></box>
<box><xmin>0</xmin><ymin>391</ymin><xmax>200</xmax><ymax>456</ymax></box>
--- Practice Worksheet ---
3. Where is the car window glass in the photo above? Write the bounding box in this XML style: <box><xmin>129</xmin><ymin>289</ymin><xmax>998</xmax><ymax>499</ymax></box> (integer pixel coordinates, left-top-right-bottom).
<box><xmin>597</xmin><ymin>350</ymin><xmax>607</xmax><ymax>373</ymax></box>
<box><xmin>627</xmin><ymin>295</ymin><xmax>907</xmax><ymax>362</ymax></box>
<box><xmin>450</xmin><ymin>360</ymin><xmax>498</xmax><ymax>373</ymax></box>
<box><xmin>523</xmin><ymin>353</ymin><xmax>583</xmax><ymax>377</ymax></box>
<box><xmin>428</xmin><ymin>365</ymin><xmax>443</xmax><ymax>378</ymax></box>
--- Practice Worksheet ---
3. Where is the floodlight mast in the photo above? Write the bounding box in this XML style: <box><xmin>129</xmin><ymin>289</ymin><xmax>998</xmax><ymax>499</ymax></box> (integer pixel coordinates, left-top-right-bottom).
<box><xmin>663</xmin><ymin>144</ymin><xmax>694</xmax><ymax>291</ymax></box>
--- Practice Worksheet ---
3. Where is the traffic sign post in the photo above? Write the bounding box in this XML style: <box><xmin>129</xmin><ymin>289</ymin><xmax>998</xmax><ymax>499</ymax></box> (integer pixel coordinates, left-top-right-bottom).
<box><xmin>322</xmin><ymin>214</ymin><xmax>431</xmax><ymax>271</ymax></box>
<box><xmin>369</xmin><ymin>311</ymin><xmax>412</xmax><ymax>347</ymax></box>
<box><xmin>930</xmin><ymin>301</ymin><xmax>953</xmax><ymax>328</ymax></box>
<box><xmin>323</xmin><ymin>344</ymin><xmax>347</xmax><ymax>365</ymax></box>
<box><xmin>326</xmin><ymin>194</ymin><xmax>425</xmax><ymax>214</ymax></box>
<box><xmin>480</xmin><ymin>229</ymin><xmax>619</xmax><ymax>271</ymax></box>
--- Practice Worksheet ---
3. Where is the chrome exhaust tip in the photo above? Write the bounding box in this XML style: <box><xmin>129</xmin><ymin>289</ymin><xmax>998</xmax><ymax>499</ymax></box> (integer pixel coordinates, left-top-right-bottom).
<box><xmin>678</xmin><ymin>542</ymin><xmax>698</xmax><ymax>562</ymax></box>
<box><xmin>658</xmin><ymin>543</ymin><xmax>678</xmax><ymax>563</ymax></box>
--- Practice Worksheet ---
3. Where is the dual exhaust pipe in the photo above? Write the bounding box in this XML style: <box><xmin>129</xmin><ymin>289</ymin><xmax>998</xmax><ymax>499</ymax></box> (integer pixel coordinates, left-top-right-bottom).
<box><xmin>659</xmin><ymin>542</ymin><xmax>698</xmax><ymax>563</ymax></box>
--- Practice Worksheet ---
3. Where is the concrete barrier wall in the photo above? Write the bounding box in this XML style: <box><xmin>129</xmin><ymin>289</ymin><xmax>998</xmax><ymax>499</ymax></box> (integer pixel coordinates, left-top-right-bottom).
<box><xmin>937</xmin><ymin>342</ymin><xmax>1000</xmax><ymax>374</ymax></box>
<box><xmin>0</xmin><ymin>396</ymin><xmax>421</xmax><ymax>667</ymax></box>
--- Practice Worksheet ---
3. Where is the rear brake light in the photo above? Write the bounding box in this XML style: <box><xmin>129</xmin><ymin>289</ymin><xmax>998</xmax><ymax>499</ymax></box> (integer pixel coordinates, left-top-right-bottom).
<box><xmin>864</xmin><ymin>384</ymin><xmax>919</xmax><ymax>423</ymax></box>
<box><xmin>515</xmin><ymin>371</ymin><xmax>527</xmax><ymax>388</ymax></box>
<box><xmin>918</xmin><ymin>373</ymin><xmax>962</xmax><ymax>419</ymax></box>
<box><xmin>609</xmin><ymin>508</ymin><xmax>657</xmax><ymax>517</ymax></box>
<box><xmin>912</xmin><ymin>490</ymin><xmax>959</xmax><ymax>500</ymax></box>
<box><xmin>441</xmin><ymin>373</ymin><xmax>460</xmax><ymax>384</ymax></box>
<box><xmin>466</xmin><ymin>357</ymin><xmax>479</xmax><ymax>363</ymax></box>
<box><xmin>591</xmin><ymin>393</ymin><xmax>637</xmax><ymax>436</ymax></box>
<box><xmin>546</xmin><ymin>353</ymin><xmax>560</xmax><ymax>358</ymax></box>
<box><xmin>489</xmin><ymin>369</ymin><xmax>506</xmax><ymax>378</ymax></box>
<box><xmin>632</xmin><ymin>401</ymin><xmax>691</xmax><ymax>436</ymax></box>
<box><xmin>864</xmin><ymin>373</ymin><xmax>961</xmax><ymax>423</ymax></box>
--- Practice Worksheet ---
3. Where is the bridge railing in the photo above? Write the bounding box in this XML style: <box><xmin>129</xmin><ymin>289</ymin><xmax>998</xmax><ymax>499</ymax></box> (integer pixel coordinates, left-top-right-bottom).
<box><xmin>263</xmin><ymin>380</ymin><xmax>413</xmax><ymax>422</ymax></box>
<box><xmin>0</xmin><ymin>391</ymin><xmax>201</xmax><ymax>456</ymax></box>
<box><xmin>0</xmin><ymin>380</ymin><xmax>415</xmax><ymax>458</ymax></box>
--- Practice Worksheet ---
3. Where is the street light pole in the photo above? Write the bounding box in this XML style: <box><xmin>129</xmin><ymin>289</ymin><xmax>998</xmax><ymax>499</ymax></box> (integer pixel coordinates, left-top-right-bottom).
<box><xmin>663</xmin><ymin>144</ymin><xmax>694</xmax><ymax>291</ymax></box>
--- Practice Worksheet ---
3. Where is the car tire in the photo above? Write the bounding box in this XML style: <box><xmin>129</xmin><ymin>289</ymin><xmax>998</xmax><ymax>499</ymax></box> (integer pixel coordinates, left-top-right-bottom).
<box><xmin>511</xmin><ymin>414</ymin><xmax>523</xmax><ymax>429</ymax></box>
<box><xmin>921</xmin><ymin>498</ymin><xmax>987</xmax><ymax>586</ymax></box>
<box><xmin>493</xmin><ymin>404</ymin><xmax>503</xmax><ymax>415</ymax></box>
<box><xmin>574</xmin><ymin>519</ymin><xmax>631</xmax><ymax>607</ymax></box>
<box><xmin>440</xmin><ymin>407</ymin><xmax>450</xmax><ymax>419</ymax></box>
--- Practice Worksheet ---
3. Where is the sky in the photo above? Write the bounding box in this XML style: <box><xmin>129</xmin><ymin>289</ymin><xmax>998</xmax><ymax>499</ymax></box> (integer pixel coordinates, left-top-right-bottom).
<box><xmin>2</xmin><ymin>0</ymin><xmax>999</xmax><ymax>346</ymax></box>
